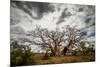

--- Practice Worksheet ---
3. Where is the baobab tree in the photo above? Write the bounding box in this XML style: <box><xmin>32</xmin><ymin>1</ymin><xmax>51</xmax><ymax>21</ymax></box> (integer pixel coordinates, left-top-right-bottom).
<box><xmin>28</xmin><ymin>25</ymin><xmax>82</xmax><ymax>56</ymax></box>
<box><xmin>29</xmin><ymin>26</ymin><xmax>66</xmax><ymax>56</ymax></box>
<box><xmin>62</xmin><ymin>25</ymin><xmax>82</xmax><ymax>55</ymax></box>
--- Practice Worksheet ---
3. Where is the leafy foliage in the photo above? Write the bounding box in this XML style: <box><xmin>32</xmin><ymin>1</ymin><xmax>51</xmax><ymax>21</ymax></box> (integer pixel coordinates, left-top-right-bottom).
<box><xmin>11</xmin><ymin>41</ymin><xmax>36</xmax><ymax>66</ymax></box>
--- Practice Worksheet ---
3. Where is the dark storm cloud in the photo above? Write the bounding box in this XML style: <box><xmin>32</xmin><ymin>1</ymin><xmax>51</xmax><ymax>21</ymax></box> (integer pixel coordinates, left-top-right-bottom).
<box><xmin>85</xmin><ymin>18</ymin><xmax>92</xmax><ymax>23</ymax></box>
<box><xmin>88</xmin><ymin>32</ymin><xmax>95</xmax><ymax>37</ymax></box>
<box><xmin>56</xmin><ymin>8</ymin><xmax>72</xmax><ymax>25</ymax></box>
<box><xmin>56</xmin><ymin>19</ymin><xmax>65</xmax><ymax>25</ymax></box>
<box><xmin>85</xmin><ymin>17</ymin><xmax>95</xmax><ymax>25</ymax></box>
<box><xmin>80</xmin><ymin>21</ymin><xmax>95</xmax><ymax>33</ymax></box>
<box><xmin>80</xmin><ymin>31</ymin><xmax>87</xmax><ymax>36</ymax></box>
<box><xmin>11</xmin><ymin>1</ymin><xmax>55</xmax><ymax>19</ymax></box>
<box><xmin>79</xmin><ymin>23</ymin><xmax>95</xmax><ymax>38</ymax></box>
<box><xmin>10</xmin><ymin>18</ymin><xmax>20</xmax><ymax>25</ymax></box>
<box><xmin>77</xmin><ymin>5</ymin><xmax>95</xmax><ymax>26</ymax></box>
<box><xmin>78</xmin><ymin>5</ymin><xmax>95</xmax><ymax>12</ymax></box>
<box><xmin>60</xmin><ymin>8</ymin><xmax>68</xmax><ymax>18</ymax></box>
<box><xmin>80</xmin><ymin>28</ymin><xmax>95</xmax><ymax>39</ymax></box>
<box><xmin>85</xmin><ymin>6</ymin><xmax>95</xmax><ymax>25</ymax></box>
<box><xmin>77</xmin><ymin>5</ymin><xmax>95</xmax><ymax>38</ymax></box>
<box><xmin>78</xmin><ymin>7</ymin><xmax>84</xmax><ymax>12</ymax></box>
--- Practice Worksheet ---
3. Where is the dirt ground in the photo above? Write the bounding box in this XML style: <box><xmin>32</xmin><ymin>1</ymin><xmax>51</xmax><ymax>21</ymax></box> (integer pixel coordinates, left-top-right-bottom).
<box><xmin>33</xmin><ymin>53</ymin><xmax>95</xmax><ymax>65</ymax></box>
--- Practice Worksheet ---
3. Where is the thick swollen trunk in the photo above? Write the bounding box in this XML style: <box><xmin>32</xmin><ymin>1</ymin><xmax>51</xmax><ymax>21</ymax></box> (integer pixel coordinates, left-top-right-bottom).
<box><xmin>63</xmin><ymin>46</ymin><xmax>68</xmax><ymax>55</ymax></box>
<box><xmin>51</xmin><ymin>45</ymin><xmax>59</xmax><ymax>56</ymax></box>
<box><xmin>62</xmin><ymin>40</ymin><xmax>72</xmax><ymax>55</ymax></box>
<box><xmin>49</xmin><ymin>40</ymin><xmax>61</xmax><ymax>56</ymax></box>
<box><xmin>50</xmin><ymin>45</ymin><xmax>60</xmax><ymax>56</ymax></box>
<box><xmin>50</xmin><ymin>48</ymin><xmax>56</xmax><ymax>56</ymax></box>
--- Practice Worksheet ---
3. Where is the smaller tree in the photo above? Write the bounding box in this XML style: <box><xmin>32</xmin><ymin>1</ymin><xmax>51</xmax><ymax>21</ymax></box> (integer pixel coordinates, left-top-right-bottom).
<box><xmin>62</xmin><ymin>25</ymin><xmax>81</xmax><ymax>55</ymax></box>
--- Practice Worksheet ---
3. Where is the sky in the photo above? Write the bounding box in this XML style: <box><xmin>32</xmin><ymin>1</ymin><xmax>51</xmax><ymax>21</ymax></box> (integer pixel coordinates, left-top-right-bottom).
<box><xmin>10</xmin><ymin>0</ymin><xmax>95</xmax><ymax>52</ymax></box>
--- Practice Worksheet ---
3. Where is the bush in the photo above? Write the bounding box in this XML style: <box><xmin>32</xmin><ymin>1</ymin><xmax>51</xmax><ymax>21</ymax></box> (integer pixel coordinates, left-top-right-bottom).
<box><xmin>15</xmin><ymin>56</ymin><xmax>23</xmax><ymax>65</ymax></box>
<box><xmin>26</xmin><ymin>55</ymin><xmax>36</xmax><ymax>65</ymax></box>
<box><xmin>11</xmin><ymin>41</ymin><xmax>36</xmax><ymax>66</ymax></box>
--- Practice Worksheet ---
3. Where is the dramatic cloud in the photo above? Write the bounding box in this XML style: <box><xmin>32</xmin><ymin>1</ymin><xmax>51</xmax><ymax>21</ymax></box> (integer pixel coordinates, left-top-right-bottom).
<box><xmin>10</xmin><ymin>1</ymin><xmax>95</xmax><ymax>45</ymax></box>
<box><xmin>11</xmin><ymin>1</ymin><xmax>55</xmax><ymax>19</ymax></box>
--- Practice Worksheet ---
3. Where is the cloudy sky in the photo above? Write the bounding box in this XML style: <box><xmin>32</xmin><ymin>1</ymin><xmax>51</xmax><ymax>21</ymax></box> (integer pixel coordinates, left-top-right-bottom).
<box><xmin>10</xmin><ymin>0</ymin><xmax>95</xmax><ymax>45</ymax></box>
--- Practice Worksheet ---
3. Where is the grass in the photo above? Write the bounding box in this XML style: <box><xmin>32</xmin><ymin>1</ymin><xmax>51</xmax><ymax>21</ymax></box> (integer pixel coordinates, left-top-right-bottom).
<box><xmin>30</xmin><ymin>53</ymin><xmax>95</xmax><ymax>65</ymax></box>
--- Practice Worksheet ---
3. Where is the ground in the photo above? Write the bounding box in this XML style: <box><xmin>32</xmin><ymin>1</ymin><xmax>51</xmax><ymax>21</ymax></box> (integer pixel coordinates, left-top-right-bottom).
<box><xmin>32</xmin><ymin>53</ymin><xmax>95</xmax><ymax>65</ymax></box>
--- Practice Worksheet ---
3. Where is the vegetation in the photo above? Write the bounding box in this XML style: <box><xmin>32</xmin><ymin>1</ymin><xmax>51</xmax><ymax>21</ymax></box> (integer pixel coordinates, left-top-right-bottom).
<box><xmin>10</xmin><ymin>41</ymin><xmax>36</xmax><ymax>66</ymax></box>
<box><xmin>28</xmin><ymin>25</ymin><xmax>82</xmax><ymax>56</ymax></box>
<box><xmin>11</xmin><ymin>25</ymin><xmax>95</xmax><ymax>66</ymax></box>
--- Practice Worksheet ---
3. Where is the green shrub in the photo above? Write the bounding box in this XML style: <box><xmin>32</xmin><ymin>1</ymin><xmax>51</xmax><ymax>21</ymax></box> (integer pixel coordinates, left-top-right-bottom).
<box><xmin>11</xmin><ymin>41</ymin><xmax>36</xmax><ymax>66</ymax></box>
